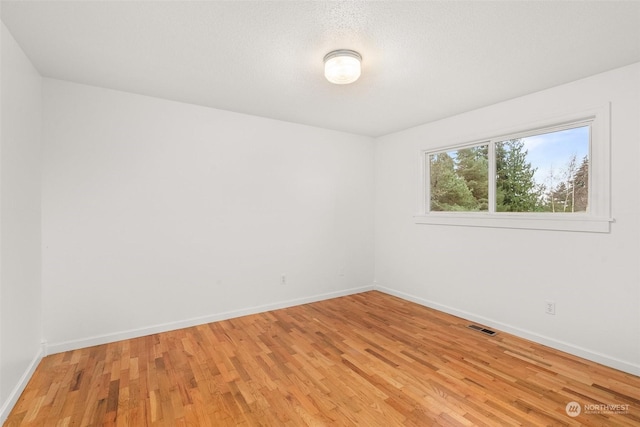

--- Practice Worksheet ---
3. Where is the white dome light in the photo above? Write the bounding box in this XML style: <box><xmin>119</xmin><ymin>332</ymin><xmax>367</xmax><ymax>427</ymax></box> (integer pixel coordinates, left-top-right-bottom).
<box><xmin>323</xmin><ymin>50</ymin><xmax>362</xmax><ymax>84</ymax></box>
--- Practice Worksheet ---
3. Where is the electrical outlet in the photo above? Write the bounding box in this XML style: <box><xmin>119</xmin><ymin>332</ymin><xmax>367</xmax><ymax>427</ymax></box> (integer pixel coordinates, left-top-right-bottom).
<box><xmin>281</xmin><ymin>274</ymin><xmax>286</xmax><ymax>285</ymax></box>
<box><xmin>545</xmin><ymin>300</ymin><xmax>556</xmax><ymax>315</ymax></box>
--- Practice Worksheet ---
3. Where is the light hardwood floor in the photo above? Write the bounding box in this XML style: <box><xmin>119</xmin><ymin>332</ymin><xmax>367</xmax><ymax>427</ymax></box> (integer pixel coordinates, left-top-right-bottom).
<box><xmin>5</xmin><ymin>291</ymin><xmax>640</xmax><ymax>426</ymax></box>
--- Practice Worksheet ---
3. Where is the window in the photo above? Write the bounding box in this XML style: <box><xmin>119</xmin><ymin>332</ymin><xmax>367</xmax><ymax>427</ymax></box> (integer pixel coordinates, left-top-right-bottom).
<box><xmin>416</xmin><ymin>105</ymin><xmax>611</xmax><ymax>232</ymax></box>
<box><xmin>430</xmin><ymin>145</ymin><xmax>489</xmax><ymax>212</ymax></box>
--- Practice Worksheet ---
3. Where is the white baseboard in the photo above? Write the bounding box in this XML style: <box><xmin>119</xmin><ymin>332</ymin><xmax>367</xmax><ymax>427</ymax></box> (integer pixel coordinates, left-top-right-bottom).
<box><xmin>46</xmin><ymin>285</ymin><xmax>374</xmax><ymax>355</ymax></box>
<box><xmin>375</xmin><ymin>285</ymin><xmax>640</xmax><ymax>377</ymax></box>
<box><xmin>0</xmin><ymin>344</ymin><xmax>45</xmax><ymax>424</ymax></box>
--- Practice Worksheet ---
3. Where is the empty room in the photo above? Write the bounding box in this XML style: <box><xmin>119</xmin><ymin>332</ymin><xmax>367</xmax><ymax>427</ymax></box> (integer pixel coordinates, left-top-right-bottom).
<box><xmin>1</xmin><ymin>1</ymin><xmax>639</xmax><ymax>425</ymax></box>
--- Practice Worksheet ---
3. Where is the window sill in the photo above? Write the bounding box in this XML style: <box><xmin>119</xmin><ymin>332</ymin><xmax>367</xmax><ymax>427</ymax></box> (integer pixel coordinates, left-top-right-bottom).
<box><xmin>414</xmin><ymin>213</ymin><xmax>613</xmax><ymax>233</ymax></box>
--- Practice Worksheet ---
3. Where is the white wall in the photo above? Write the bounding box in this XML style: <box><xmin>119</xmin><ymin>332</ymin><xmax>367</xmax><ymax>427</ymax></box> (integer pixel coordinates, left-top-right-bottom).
<box><xmin>42</xmin><ymin>79</ymin><xmax>375</xmax><ymax>351</ymax></box>
<box><xmin>375</xmin><ymin>63</ymin><xmax>640</xmax><ymax>375</ymax></box>
<box><xmin>0</xmin><ymin>23</ymin><xmax>43</xmax><ymax>418</ymax></box>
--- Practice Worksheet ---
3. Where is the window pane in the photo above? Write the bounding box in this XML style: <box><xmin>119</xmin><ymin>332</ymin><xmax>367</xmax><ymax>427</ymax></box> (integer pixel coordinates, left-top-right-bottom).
<box><xmin>429</xmin><ymin>145</ymin><xmax>488</xmax><ymax>211</ymax></box>
<box><xmin>495</xmin><ymin>126</ymin><xmax>589</xmax><ymax>213</ymax></box>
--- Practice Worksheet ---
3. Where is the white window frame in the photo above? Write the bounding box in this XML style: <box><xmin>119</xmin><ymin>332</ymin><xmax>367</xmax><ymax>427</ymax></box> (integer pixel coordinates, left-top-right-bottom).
<box><xmin>415</xmin><ymin>104</ymin><xmax>612</xmax><ymax>233</ymax></box>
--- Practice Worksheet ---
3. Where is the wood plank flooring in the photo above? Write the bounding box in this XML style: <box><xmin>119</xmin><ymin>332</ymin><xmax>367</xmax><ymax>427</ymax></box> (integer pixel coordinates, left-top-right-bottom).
<box><xmin>5</xmin><ymin>291</ymin><xmax>640</xmax><ymax>426</ymax></box>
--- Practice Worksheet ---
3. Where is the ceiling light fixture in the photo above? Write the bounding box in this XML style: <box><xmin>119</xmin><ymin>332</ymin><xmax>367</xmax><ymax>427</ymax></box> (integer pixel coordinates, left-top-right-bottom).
<box><xmin>323</xmin><ymin>49</ymin><xmax>362</xmax><ymax>84</ymax></box>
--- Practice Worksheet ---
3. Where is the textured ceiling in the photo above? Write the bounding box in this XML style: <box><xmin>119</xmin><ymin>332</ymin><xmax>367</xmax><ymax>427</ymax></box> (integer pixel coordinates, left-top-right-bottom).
<box><xmin>2</xmin><ymin>1</ymin><xmax>640</xmax><ymax>137</ymax></box>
